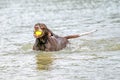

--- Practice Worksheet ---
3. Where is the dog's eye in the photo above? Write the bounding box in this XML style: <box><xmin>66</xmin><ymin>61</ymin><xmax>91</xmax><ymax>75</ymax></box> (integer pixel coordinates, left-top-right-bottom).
<box><xmin>40</xmin><ymin>26</ymin><xmax>45</xmax><ymax>29</ymax></box>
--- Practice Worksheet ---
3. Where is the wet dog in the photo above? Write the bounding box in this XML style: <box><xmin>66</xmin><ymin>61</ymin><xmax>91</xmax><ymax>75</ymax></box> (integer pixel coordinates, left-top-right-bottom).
<box><xmin>33</xmin><ymin>23</ymin><xmax>96</xmax><ymax>51</ymax></box>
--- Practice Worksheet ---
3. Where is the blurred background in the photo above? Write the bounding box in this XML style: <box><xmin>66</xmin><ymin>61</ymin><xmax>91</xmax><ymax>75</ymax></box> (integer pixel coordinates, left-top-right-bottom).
<box><xmin>0</xmin><ymin>0</ymin><xmax>120</xmax><ymax>80</ymax></box>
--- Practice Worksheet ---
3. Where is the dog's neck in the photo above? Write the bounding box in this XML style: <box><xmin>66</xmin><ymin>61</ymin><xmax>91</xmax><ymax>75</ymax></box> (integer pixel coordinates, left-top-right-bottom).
<box><xmin>36</xmin><ymin>34</ymin><xmax>48</xmax><ymax>51</ymax></box>
<box><xmin>38</xmin><ymin>38</ymin><xmax>47</xmax><ymax>44</ymax></box>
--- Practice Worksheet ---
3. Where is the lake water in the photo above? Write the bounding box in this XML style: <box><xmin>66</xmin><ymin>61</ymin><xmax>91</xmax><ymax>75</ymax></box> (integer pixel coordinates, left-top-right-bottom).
<box><xmin>0</xmin><ymin>0</ymin><xmax>120</xmax><ymax>80</ymax></box>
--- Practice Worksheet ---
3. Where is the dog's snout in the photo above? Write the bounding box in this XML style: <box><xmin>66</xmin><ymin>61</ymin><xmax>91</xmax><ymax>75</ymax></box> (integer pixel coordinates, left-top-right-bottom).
<box><xmin>34</xmin><ymin>26</ymin><xmax>39</xmax><ymax>30</ymax></box>
<box><xmin>34</xmin><ymin>26</ymin><xmax>39</xmax><ymax>28</ymax></box>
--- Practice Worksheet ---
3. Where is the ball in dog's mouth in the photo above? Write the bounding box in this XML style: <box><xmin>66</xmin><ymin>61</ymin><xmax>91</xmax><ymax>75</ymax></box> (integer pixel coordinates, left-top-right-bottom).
<box><xmin>35</xmin><ymin>30</ymin><xmax>43</xmax><ymax>37</ymax></box>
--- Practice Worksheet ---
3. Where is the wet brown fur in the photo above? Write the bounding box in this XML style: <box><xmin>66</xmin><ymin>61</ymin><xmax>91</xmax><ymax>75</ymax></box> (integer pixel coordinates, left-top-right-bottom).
<box><xmin>33</xmin><ymin>23</ymin><xmax>80</xmax><ymax>51</ymax></box>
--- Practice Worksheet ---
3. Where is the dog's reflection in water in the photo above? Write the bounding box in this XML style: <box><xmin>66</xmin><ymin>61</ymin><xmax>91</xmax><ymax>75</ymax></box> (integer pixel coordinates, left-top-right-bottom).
<box><xmin>36</xmin><ymin>52</ymin><xmax>54</xmax><ymax>70</ymax></box>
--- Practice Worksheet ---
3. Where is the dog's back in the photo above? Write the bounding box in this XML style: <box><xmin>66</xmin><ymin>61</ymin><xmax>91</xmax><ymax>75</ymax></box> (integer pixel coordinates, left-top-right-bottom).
<box><xmin>45</xmin><ymin>36</ymin><xmax>68</xmax><ymax>51</ymax></box>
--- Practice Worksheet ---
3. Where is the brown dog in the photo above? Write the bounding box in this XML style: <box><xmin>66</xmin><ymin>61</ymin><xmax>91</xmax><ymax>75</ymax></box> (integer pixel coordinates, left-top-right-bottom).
<box><xmin>33</xmin><ymin>23</ymin><xmax>97</xmax><ymax>51</ymax></box>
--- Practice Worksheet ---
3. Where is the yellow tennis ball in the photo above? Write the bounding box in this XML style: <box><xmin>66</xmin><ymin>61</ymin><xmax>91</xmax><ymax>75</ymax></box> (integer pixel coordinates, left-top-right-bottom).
<box><xmin>35</xmin><ymin>30</ymin><xmax>43</xmax><ymax>36</ymax></box>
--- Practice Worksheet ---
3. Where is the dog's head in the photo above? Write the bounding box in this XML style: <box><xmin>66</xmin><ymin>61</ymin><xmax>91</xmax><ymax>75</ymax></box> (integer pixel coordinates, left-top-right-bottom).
<box><xmin>33</xmin><ymin>23</ymin><xmax>54</xmax><ymax>50</ymax></box>
<box><xmin>34</xmin><ymin>23</ymin><xmax>52</xmax><ymax>38</ymax></box>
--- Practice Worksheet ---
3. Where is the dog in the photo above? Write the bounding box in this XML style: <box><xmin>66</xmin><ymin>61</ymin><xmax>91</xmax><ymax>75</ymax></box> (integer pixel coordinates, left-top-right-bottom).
<box><xmin>33</xmin><ymin>23</ymin><xmax>97</xmax><ymax>51</ymax></box>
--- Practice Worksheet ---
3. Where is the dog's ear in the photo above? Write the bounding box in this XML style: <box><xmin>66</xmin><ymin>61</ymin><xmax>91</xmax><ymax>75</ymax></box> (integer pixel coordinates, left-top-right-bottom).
<box><xmin>39</xmin><ymin>23</ymin><xmax>55</xmax><ymax>36</ymax></box>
